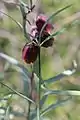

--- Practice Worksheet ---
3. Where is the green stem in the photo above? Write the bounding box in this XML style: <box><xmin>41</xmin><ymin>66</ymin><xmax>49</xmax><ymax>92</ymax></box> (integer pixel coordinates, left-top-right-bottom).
<box><xmin>39</xmin><ymin>48</ymin><xmax>41</xmax><ymax>103</ymax></box>
<box><xmin>37</xmin><ymin>47</ymin><xmax>41</xmax><ymax>120</ymax></box>
<box><xmin>27</xmin><ymin>65</ymin><xmax>34</xmax><ymax>120</ymax></box>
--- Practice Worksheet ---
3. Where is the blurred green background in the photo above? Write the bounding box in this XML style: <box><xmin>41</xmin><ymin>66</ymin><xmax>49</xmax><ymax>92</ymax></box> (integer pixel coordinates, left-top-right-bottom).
<box><xmin>0</xmin><ymin>0</ymin><xmax>80</xmax><ymax>120</ymax></box>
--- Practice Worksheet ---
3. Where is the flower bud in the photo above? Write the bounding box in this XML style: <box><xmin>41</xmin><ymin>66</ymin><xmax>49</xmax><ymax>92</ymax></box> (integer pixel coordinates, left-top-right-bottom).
<box><xmin>22</xmin><ymin>43</ymin><xmax>39</xmax><ymax>64</ymax></box>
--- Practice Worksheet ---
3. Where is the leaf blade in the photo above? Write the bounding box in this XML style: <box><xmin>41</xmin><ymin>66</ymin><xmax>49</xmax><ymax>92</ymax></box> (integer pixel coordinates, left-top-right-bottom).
<box><xmin>44</xmin><ymin>90</ymin><xmax>80</xmax><ymax>96</ymax></box>
<box><xmin>0</xmin><ymin>53</ymin><xmax>31</xmax><ymax>81</ymax></box>
<box><xmin>43</xmin><ymin>62</ymin><xmax>77</xmax><ymax>84</ymax></box>
<box><xmin>41</xmin><ymin>96</ymin><xmax>71</xmax><ymax>117</ymax></box>
<box><xmin>0</xmin><ymin>81</ymin><xmax>35</xmax><ymax>104</ymax></box>
<box><xmin>40</xmin><ymin>95</ymin><xmax>48</xmax><ymax>109</ymax></box>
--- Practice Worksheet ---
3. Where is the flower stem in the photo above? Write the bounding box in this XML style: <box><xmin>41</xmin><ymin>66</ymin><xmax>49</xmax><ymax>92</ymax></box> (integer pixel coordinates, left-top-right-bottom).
<box><xmin>27</xmin><ymin>65</ymin><xmax>34</xmax><ymax>120</ymax></box>
<box><xmin>37</xmin><ymin>47</ymin><xmax>41</xmax><ymax>120</ymax></box>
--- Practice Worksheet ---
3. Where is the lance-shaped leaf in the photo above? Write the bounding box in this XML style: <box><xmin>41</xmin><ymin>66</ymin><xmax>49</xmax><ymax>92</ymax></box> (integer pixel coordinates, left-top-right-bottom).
<box><xmin>40</xmin><ymin>27</ymin><xmax>66</xmax><ymax>46</ymax></box>
<box><xmin>39</xmin><ymin>95</ymin><xmax>48</xmax><ymax>109</ymax></box>
<box><xmin>39</xmin><ymin>4</ymin><xmax>72</xmax><ymax>42</ymax></box>
<box><xmin>0</xmin><ymin>81</ymin><xmax>35</xmax><ymax>104</ymax></box>
<box><xmin>40</xmin><ymin>89</ymin><xmax>80</xmax><ymax>111</ymax></box>
<box><xmin>41</xmin><ymin>12</ymin><xmax>80</xmax><ymax>46</ymax></box>
<box><xmin>43</xmin><ymin>60</ymin><xmax>77</xmax><ymax>84</ymax></box>
<box><xmin>0</xmin><ymin>10</ymin><xmax>23</xmax><ymax>30</ymax></box>
<box><xmin>40</xmin><ymin>96</ymin><xmax>71</xmax><ymax>117</ymax></box>
<box><xmin>44</xmin><ymin>90</ymin><xmax>80</xmax><ymax>96</ymax></box>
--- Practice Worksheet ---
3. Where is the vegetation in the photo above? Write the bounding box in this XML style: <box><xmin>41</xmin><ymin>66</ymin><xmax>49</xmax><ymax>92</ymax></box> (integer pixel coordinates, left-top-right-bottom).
<box><xmin>0</xmin><ymin>0</ymin><xmax>80</xmax><ymax>120</ymax></box>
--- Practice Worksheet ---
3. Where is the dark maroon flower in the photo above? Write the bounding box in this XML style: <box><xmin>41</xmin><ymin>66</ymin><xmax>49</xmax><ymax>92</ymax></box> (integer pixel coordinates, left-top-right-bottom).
<box><xmin>40</xmin><ymin>31</ymin><xmax>54</xmax><ymax>47</ymax></box>
<box><xmin>22</xmin><ymin>43</ymin><xmax>39</xmax><ymax>64</ymax></box>
<box><xmin>36</xmin><ymin>14</ymin><xmax>53</xmax><ymax>33</ymax></box>
<box><xmin>30</xmin><ymin>14</ymin><xmax>54</xmax><ymax>48</ymax></box>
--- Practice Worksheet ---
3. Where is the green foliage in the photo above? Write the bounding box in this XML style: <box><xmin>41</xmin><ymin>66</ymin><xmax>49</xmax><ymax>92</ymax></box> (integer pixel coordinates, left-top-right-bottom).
<box><xmin>0</xmin><ymin>0</ymin><xmax>80</xmax><ymax>120</ymax></box>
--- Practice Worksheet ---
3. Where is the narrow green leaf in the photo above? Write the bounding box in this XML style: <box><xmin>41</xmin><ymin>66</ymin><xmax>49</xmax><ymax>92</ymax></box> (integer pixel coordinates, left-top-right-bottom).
<box><xmin>43</xmin><ymin>65</ymin><xmax>76</xmax><ymax>84</ymax></box>
<box><xmin>0</xmin><ymin>10</ymin><xmax>23</xmax><ymax>30</ymax></box>
<box><xmin>0</xmin><ymin>53</ymin><xmax>31</xmax><ymax>97</ymax></box>
<box><xmin>40</xmin><ymin>27</ymin><xmax>66</xmax><ymax>47</ymax></box>
<box><xmin>44</xmin><ymin>90</ymin><xmax>80</xmax><ymax>96</ymax></box>
<box><xmin>0</xmin><ymin>81</ymin><xmax>35</xmax><ymax>104</ymax></box>
<box><xmin>43</xmin><ymin>73</ymin><xmax>66</xmax><ymax>84</ymax></box>
<box><xmin>39</xmin><ymin>4</ymin><xmax>72</xmax><ymax>41</ymax></box>
<box><xmin>41</xmin><ymin>96</ymin><xmax>71</xmax><ymax>117</ymax></box>
<box><xmin>0</xmin><ymin>53</ymin><xmax>31</xmax><ymax>81</ymax></box>
<box><xmin>40</xmin><ymin>95</ymin><xmax>48</xmax><ymax>109</ymax></box>
<box><xmin>0</xmin><ymin>53</ymin><xmax>19</xmax><ymax>65</ymax></box>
